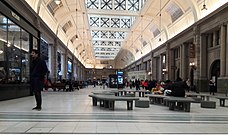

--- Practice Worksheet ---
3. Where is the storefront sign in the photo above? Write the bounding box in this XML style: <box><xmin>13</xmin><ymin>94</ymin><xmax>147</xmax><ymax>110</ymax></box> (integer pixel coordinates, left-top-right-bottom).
<box><xmin>11</xmin><ymin>11</ymin><xmax>20</xmax><ymax>21</ymax></box>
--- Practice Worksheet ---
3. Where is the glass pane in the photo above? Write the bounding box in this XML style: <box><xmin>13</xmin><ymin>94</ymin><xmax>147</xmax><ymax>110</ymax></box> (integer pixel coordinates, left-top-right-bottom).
<box><xmin>33</xmin><ymin>37</ymin><xmax>38</xmax><ymax>49</ymax></box>
<box><xmin>21</xmin><ymin>29</ymin><xmax>30</xmax><ymax>83</ymax></box>
<box><xmin>0</xmin><ymin>13</ymin><xmax>7</xmax><ymax>42</ymax></box>
<box><xmin>0</xmin><ymin>14</ymin><xmax>7</xmax><ymax>84</ymax></box>
<box><xmin>7</xmin><ymin>20</ymin><xmax>21</xmax><ymax>83</ymax></box>
<box><xmin>0</xmin><ymin>41</ymin><xmax>7</xmax><ymax>84</ymax></box>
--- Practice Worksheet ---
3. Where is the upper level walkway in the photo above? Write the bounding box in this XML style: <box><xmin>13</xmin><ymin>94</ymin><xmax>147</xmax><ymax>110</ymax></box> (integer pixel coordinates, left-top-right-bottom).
<box><xmin>0</xmin><ymin>86</ymin><xmax>228</xmax><ymax>134</ymax></box>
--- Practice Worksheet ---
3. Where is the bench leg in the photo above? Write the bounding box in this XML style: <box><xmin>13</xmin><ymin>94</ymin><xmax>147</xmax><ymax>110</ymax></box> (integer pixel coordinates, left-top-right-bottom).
<box><xmin>139</xmin><ymin>92</ymin><xmax>142</xmax><ymax>97</ymax></box>
<box><xmin>184</xmin><ymin>102</ymin><xmax>191</xmax><ymax>112</ymax></box>
<box><xmin>177</xmin><ymin>102</ymin><xmax>184</xmax><ymax>110</ymax></box>
<box><xmin>104</xmin><ymin>100</ymin><xmax>109</xmax><ymax>108</ymax></box>
<box><xmin>100</xmin><ymin>100</ymin><xmax>104</xmax><ymax>107</ymax></box>
<box><xmin>127</xmin><ymin>101</ymin><xmax>133</xmax><ymax>110</ymax></box>
<box><xmin>220</xmin><ymin>99</ymin><xmax>225</xmax><ymax>107</ymax></box>
<box><xmin>169</xmin><ymin>102</ymin><xmax>175</xmax><ymax>110</ymax></box>
<box><xmin>149</xmin><ymin>97</ymin><xmax>154</xmax><ymax>104</ymax></box>
<box><xmin>92</xmin><ymin>97</ymin><xmax>97</xmax><ymax>106</ymax></box>
<box><xmin>109</xmin><ymin>101</ymin><xmax>115</xmax><ymax>110</ymax></box>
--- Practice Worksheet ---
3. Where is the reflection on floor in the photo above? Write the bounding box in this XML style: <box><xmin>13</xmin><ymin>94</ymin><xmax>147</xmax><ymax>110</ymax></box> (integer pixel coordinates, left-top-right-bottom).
<box><xmin>0</xmin><ymin>85</ymin><xmax>228</xmax><ymax>134</ymax></box>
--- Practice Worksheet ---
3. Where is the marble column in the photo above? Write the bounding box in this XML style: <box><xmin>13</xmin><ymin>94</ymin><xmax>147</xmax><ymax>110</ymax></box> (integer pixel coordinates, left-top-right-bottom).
<box><xmin>151</xmin><ymin>56</ymin><xmax>156</xmax><ymax>80</ymax></box>
<box><xmin>65</xmin><ymin>49</ymin><xmax>68</xmax><ymax>79</ymax></box>
<box><xmin>181</xmin><ymin>43</ymin><xmax>188</xmax><ymax>80</ymax></box>
<box><xmin>200</xmin><ymin>34</ymin><xmax>207</xmax><ymax>78</ymax></box>
<box><xmin>213</xmin><ymin>31</ymin><xmax>216</xmax><ymax>47</ymax></box>
<box><xmin>226</xmin><ymin>24</ymin><xmax>228</xmax><ymax>77</ymax></box>
<box><xmin>160</xmin><ymin>54</ymin><xmax>164</xmax><ymax>81</ymax></box>
<box><xmin>220</xmin><ymin>24</ymin><xmax>226</xmax><ymax>77</ymax></box>
<box><xmin>53</xmin><ymin>38</ymin><xmax>58</xmax><ymax>82</ymax></box>
<box><xmin>168</xmin><ymin>48</ymin><xmax>175</xmax><ymax>81</ymax></box>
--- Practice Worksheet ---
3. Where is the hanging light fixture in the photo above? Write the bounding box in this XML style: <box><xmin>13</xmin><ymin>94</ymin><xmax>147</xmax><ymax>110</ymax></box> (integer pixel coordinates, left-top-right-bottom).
<box><xmin>201</xmin><ymin>0</ymin><xmax>207</xmax><ymax>10</ymax></box>
<box><xmin>82</xmin><ymin>12</ymin><xmax>85</xmax><ymax>54</ymax></box>
<box><xmin>140</xmin><ymin>15</ymin><xmax>143</xmax><ymax>54</ymax></box>
<box><xmin>159</xmin><ymin>0</ymin><xmax>162</xmax><ymax>42</ymax></box>
<box><xmin>54</xmin><ymin>0</ymin><xmax>61</xmax><ymax>5</ymax></box>
<box><xmin>75</xmin><ymin>0</ymin><xmax>79</xmax><ymax>40</ymax></box>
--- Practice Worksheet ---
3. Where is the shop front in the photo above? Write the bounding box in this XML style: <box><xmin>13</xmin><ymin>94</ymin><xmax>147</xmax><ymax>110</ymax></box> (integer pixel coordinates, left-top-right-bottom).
<box><xmin>0</xmin><ymin>1</ymin><xmax>39</xmax><ymax>100</ymax></box>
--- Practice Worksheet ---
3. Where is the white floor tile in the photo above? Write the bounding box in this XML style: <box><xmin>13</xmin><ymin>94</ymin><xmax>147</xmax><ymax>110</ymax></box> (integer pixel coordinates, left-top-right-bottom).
<box><xmin>0</xmin><ymin>86</ymin><xmax>228</xmax><ymax>134</ymax></box>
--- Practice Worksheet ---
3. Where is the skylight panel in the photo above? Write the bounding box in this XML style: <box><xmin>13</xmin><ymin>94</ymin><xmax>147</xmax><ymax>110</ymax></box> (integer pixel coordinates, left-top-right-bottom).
<box><xmin>150</xmin><ymin>25</ymin><xmax>160</xmax><ymax>37</ymax></box>
<box><xmin>166</xmin><ymin>2</ymin><xmax>184</xmax><ymax>22</ymax></box>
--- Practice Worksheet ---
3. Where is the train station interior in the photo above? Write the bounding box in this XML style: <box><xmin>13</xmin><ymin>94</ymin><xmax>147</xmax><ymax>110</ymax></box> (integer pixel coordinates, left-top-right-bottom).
<box><xmin>0</xmin><ymin>0</ymin><xmax>228</xmax><ymax>134</ymax></box>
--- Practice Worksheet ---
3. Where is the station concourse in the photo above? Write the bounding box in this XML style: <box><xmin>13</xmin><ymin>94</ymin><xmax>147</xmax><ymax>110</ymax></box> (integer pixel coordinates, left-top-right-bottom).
<box><xmin>0</xmin><ymin>0</ymin><xmax>228</xmax><ymax>134</ymax></box>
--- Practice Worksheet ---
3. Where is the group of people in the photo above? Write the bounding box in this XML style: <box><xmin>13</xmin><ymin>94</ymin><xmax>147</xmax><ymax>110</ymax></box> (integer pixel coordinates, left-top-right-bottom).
<box><xmin>30</xmin><ymin>48</ymin><xmax>217</xmax><ymax>111</ymax></box>
<box><xmin>126</xmin><ymin>77</ymin><xmax>217</xmax><ymax>97</ymax></box>
<box><xmin>126</xmin><ymin>78</ymin><xmax>189</xmax><ymax>97</ymax></box>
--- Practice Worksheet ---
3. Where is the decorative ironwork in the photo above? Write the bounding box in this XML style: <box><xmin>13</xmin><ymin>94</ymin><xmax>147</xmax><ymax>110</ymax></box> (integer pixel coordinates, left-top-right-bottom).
<box><xmin>101</xmin><ymin>0</ymin><xmax>112</xmax><ymax>10</ymax></box>
<box><xmin>114</xmin><ymin>0</ymin><xmax>126</xmax><ymax>10</ymax></box>
<box><xmin>128</xmin><ymin>0</ymin><xmax>139</xmax><ymax>11</ymax></box>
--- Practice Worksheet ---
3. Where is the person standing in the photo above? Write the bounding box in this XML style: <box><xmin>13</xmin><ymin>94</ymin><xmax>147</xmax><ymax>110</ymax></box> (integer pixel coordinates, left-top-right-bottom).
<box><xmin>209</xmin><ymin>80</ymin><xmax>215</xmax><ymax>95</ymax></box>
<box><xmin>30</xmin><ymin>49</ymin><xmax>48</xmax><ymax>111</ymax></box>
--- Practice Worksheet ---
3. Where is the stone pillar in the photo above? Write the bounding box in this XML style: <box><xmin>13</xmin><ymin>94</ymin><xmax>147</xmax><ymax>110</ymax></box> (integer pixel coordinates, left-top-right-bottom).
<box><xmin>220</xmin><ymin>24</ymin><xmax>226</xmax><ymax>77</ymax></box>
<box><xmin>193</xmin><ymin>26</ymin><xmax>207</xmax><ymax>92</ymax></box>
<box><xmin>218</xmin><ymin>24</ymin><xmax>228</xmax><ymax>93</ymax></box>
<box><xmin>160</xmin><ymin>54</ymin><xmax>164</xmax><ymax>81</ymax></box>
<box><xmin>150</xmin><ymin>52</ymin><xmax>153</xmax><ymax>80</ymax></box>
<box><xmin>200</xmin><ymin>34</ymin><xmax>207</xmax><ymax>78</ymax></box>
<box><xmin>168</xmin><ymin>48</ymin><xmax>175</xmax><ymax>81</ymax></box>
<box><xmin>53</xmin><ymin>38</ymin><xmax>58</xmax><ymax>82</ymax></box>
<box><xmin>65</xmin><ymin>49</ymin><xmax>68</xmax><ymax>79</ymax></box>
<box><xmin>213</xmin><ymin>31</ymin><xmax>216</xmax><ymax>47</ymax></box>
<box><xmin>226</xmin><ymin>24</ymin><xmax>228</xmax><ymax>77</ymax></box>
<box><xmin>181</xmin><ymin>43</ymin><xmax>188</xmax><ymax>80</ymax></box>
<box><xmin>199</xmin><ymin>34</ymin><xmax>208</xmax><ymax>91</ymax></box>
<box><xmin>72</xmin><ymin>56</ymin><xmax>74</xmax><ymax>80</ymax></box>
<box><xmin>151</xmin><ymin>56</ymin><xmax>156</xmax><ymax>80</ymax></box>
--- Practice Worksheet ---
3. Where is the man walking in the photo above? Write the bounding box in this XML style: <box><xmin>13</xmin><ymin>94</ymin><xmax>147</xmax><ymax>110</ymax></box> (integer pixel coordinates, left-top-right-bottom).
<box><xmin>30</xmin><ymin>49</ymin><xmax>48</xmax><ymax>111</ymax></box>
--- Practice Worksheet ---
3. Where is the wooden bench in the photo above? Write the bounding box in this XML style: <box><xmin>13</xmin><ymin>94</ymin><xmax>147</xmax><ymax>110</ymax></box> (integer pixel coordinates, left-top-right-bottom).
<box><xmin>147</xmin><ymin>94</ymin><xmax>166</xmax><ymax>105</ymax></box>
<box><xmin>216</xmin><ymin>96</ymin><xmax>228</xmax><ymax>107</ymax></box>
<box><xmin>88</xmin><ymin>94</ymin><xmax>139</xmax><ymax>110</ymax></box>
<box><xmin>50</xmin><ymin>83</ymin><xmax>66</xmax><ymax>91</ymax></box>
<box><xmin>164</xmin><ymin>97</ymin><xmax>194</xmax><ymax>112</ymax></box>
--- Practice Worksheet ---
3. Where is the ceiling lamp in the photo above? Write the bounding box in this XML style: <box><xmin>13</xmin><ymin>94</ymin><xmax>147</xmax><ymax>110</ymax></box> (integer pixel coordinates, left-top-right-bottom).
<box><xmin>75</xmin><ymin>0</ymin><xmax>79</xmax><ymax>40</ymax></box>
<box><xmin>75</xmin><ymin>34</ymin><xmax>79</xmax><ymax>40</ymax></box>
<box><xmin>82</xmin><ymin>12</ymin><xmax>86</xmax><ymax>54</ymax></box>
<box><xmin>201</xmin><ymin>0</ymin><xmax>207</xmax><ymax>10</ymax></box>
<box><xmin>159</xmin><ymin>0</ymin><xmax>162</xmax><ymax>42</ymax></box>
<box><xmin>54</xmin><ymin>0</ymin><xmax>61</xmax><ymax>5</ymax></box>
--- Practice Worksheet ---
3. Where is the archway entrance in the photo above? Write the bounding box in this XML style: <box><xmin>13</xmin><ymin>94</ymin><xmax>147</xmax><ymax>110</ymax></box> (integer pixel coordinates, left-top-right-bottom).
<box><xmin>210</xmin><ymin>60</ymin><xmax>220</xmax><ymax>92</ymax></box>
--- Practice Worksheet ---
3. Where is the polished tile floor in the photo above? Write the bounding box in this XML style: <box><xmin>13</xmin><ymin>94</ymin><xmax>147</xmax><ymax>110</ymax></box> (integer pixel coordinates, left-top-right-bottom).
<box><xmin>0</xmin><ymin>86</ymin><xmax>228</xmax><ymax>134</ymax></box>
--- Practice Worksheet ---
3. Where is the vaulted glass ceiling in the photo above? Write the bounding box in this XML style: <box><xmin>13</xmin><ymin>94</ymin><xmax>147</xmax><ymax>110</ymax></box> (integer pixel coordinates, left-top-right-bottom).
<box><xmin>86</xmin><ymin>0</ymin><xmax>147</xmax><ymax>60</ymax></box>
<box><xmin>24</xmin><ymin>0</ymin><xmax>227</xmax><ymax>69</ymax></box>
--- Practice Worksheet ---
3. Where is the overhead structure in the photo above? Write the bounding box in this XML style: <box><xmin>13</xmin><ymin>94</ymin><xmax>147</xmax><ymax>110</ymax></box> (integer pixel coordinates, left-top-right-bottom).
<box><xmin>24</xmin><ymin>0</ymin><xmax>227</xmax><ymax>69</ymax></box>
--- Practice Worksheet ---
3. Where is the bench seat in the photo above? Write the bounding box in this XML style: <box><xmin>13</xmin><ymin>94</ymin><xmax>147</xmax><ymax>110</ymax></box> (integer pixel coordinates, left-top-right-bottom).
<box><xmin>135</xmin><ymin>99</ymin><xmax>150</xmax><ymax>108</ymax></box>
<box><xmin>216</xmin><ymin>96</ymin><xmax>228</xmax><ymax>107</ymax></box>
<box><xmin>164</xmin><ymin>97</ymin><xmax>194</xmax><ymax>112</ymax></box>
<box><xmin>88</xmin><ymin>94</ymin><xmax>139</xmax><ymax>110</ymax></box>
<box><xmin>147</xmin><ymin>94</ymin><xmax>166</xmax><ymax>105</ymax></box>
<box><xmin>201</xmin><ymin>101</ymin><xmax>216</xmax><ymax>108</ymax></box>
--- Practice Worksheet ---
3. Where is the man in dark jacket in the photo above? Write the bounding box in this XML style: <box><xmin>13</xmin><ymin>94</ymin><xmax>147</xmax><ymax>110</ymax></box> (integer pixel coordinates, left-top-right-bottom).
<box><xmin>171</xmin><ymin>81</ymin><xmax>188</xmax><ymax>97</ymax></box>
<box><xmin>165</xmin><ymin>80</ymin><xmax>188</xmax><ymax>97</ymax></box>
<box><xmin>30</xmin><ymin>49</ymin><xmax>48</xmax><ymax>111</ymax></box>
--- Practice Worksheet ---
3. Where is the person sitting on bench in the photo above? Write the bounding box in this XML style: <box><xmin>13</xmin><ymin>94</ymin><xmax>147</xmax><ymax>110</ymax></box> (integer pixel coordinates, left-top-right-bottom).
<box><xmin>165</xmin><ymin>80</ymin><xmax>188</xmax><ymax>97</ymax></box>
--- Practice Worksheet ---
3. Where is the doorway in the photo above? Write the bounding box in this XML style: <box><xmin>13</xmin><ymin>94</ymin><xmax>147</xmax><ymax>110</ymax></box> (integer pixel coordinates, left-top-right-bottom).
<box><xmin>210</xmin><ymin>60</ymin><xmax>220</xmax><ymax>92</ymax></box>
